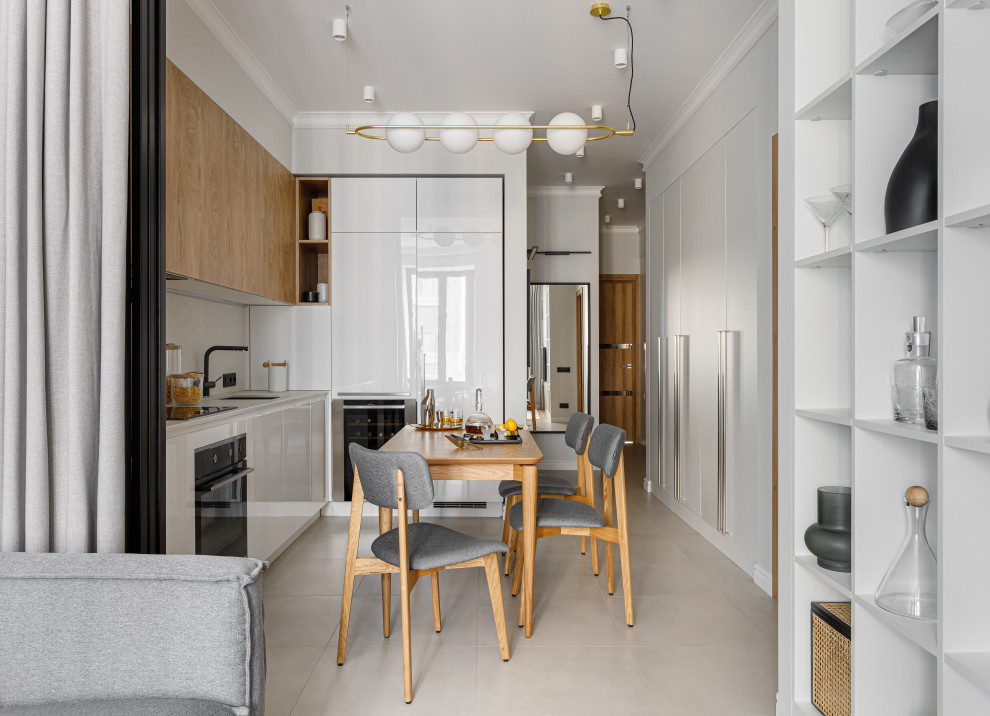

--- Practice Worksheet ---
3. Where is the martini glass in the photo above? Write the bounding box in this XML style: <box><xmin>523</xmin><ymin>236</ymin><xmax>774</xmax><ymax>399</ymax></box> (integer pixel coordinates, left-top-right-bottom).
<box><xmin>831</xmin><ymin>184</ymin><xmax>853</xmax><ymax>214</ymax></box>
<box><xmin>805</xmin><ymin>195</ymin><xmax>844</xmax><ymax>252</ymax></box>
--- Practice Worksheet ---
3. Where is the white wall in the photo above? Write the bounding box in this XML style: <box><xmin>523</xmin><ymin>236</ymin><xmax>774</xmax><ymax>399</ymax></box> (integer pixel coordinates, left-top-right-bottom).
<box><xmin>527</xmin><ymin>187</ymin><xmax>601</xmax><ymax>467</ymax></box>
<box><xmin>165</xmin><ymin>293</ymin><xmax>250</xmax><ymax>397</ymax></box>
<box><xmin>165</xmin><ymin>0</ymin><xmax>293</xmax><ymax>168</ymax></box>
<box><xmin>600</xmin><ymin>226</ymin><xmax>642</xmax><ymax>274</ymax></box>
<box><xmin>294</xmin><ymin>128</ymin><xmax>529</xmax><ymax>433</ymax></box>
<box><xmin>644</xmin><ymin>23</ymin><xmax>778</xmax><ymax>585</ymax></box>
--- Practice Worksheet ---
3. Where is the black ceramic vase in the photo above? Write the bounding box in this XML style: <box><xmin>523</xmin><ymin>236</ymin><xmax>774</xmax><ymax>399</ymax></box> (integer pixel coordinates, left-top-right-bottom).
<box><xmin>884</xmin><ymin>100</ymin><xmax>937</xmax><ymax>234</ymax></box>
<box><xmin>804</xmin><ymin>486</ymin><xmax>852</xmax><ymax>573</ymax></box>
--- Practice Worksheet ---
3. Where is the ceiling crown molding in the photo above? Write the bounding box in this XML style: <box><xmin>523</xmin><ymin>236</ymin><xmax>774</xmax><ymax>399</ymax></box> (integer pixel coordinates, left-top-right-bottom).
<box><xmin>294</xmin><ymin>111</ymin><xmax>536</xmax><ymax>130</ymax></box>
<box><xmin>528</xmin><ymin>186</ymin><xmax>604</xmax><ymax>198</ymax></box>
<box><xmin>185</xmin><ymin>0</ymin><xmax>297</xmax><ymax>125</ymax></box>
<box><xmin>638</xmin><ymin>0</ymin><xmax>778</xmax><ymax>168</ymax></box>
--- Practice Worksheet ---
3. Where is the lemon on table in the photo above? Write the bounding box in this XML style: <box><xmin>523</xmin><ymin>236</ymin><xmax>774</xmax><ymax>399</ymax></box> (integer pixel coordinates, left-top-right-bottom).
<box><xmin>505</xmin><ymin>419</ymin><xmax>518</xmax><ymax>432</ymax></box>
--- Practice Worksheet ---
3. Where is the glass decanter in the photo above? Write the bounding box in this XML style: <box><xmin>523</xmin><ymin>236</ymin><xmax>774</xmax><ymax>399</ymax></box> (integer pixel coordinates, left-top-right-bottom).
<box><xmin>875</xmin><ymin>486</ymin><xmax>937</xmax><ymax>621</ymax></box>
<box><xmin>891</xmin><ymin>316</ymin><xmax>937</xmax><ymax>424</ymax></box>
<box><xmin>465</xmin><ymin>388</ymin><xmax>494</xmax><ymax>437</ymax></box>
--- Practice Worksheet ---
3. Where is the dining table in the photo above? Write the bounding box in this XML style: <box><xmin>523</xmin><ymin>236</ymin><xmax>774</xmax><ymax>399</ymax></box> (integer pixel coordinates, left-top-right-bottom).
<box><xmin>339</xmin><ymin>425</ymin><xmax>544</xmax><ymax>638</ymax></box>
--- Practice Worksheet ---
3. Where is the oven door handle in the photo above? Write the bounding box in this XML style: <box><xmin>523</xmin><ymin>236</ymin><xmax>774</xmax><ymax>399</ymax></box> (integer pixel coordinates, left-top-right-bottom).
<box><xmin>200</xmin><ymin>467</ymin><xmax>254</xmax><ymax>493</ymax></box>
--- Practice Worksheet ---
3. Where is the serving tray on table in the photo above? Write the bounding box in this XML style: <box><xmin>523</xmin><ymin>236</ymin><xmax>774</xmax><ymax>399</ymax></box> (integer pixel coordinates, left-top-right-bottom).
<box><xmin>465</xmin><ymin>433</ymin><xmax>523</xmax><ymax>445</ymax></box>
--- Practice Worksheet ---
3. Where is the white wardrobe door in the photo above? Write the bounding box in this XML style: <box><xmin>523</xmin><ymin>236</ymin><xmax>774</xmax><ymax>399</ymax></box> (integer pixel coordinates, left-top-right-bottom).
<box><xmin>724</xmin><ymin>111</ymin><xmax>760</xmax><ymax>553</ymax></box>
<box><xmin>330</xmin><ymin>178</ymin><xmax>416</xmax><ymax>233</ymax></box>
<box><xmin>416</xmin><ymin>177</ymin><xmax>503</xmax><ymax>233</ymax></box>
<box><xmin>659</xmin><ymin>185</ymin><xmax>680</xmax><ymax>501</ymax></box>
<box><xmin>331</xmin><ymin>233</ymin><xmax>417</xmax><ymax>394</ymax></box>
<box><xmin>679</xmin><ymin>142</ymin><xmax>726</xmax><ymax>526</ymax></box>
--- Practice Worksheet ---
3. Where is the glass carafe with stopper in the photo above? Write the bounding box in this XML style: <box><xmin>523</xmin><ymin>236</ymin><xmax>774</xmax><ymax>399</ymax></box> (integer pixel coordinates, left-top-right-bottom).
<box><xmin>465</xmin><ymin>388</ymin><xmax>494</xmax><ymax>438</ymax></box>
<box><xmin>875</xmin><ymin>486</ymin><xmax>937</xmax><ymax>621</ymax></box>
<box><xmin>891</xmin><ymin>316</ymin><xmax>937</xmax><ymax>424</ymax></box>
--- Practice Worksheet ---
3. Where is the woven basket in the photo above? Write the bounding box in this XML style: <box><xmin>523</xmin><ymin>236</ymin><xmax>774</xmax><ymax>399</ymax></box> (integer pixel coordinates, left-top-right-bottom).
<box><xmin>811</xmin><ymin>601</ymin><xmax>851</xmax><ymax>716</ymax></box>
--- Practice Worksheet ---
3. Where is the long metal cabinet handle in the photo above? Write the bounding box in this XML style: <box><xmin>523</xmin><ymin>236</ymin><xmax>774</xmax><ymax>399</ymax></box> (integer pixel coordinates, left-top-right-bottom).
<box><xmin>674</xmin><ymin>334</ymin><xmax>687</xmax><ymax>502</ymax></box>
<box><xmin>716</xmin><ymin>331</ymin><xmax>728</xmax><ymax>535</ymax></box>
<box><xmin>205</xmin><ymin>467</ymin><xmax>254</xmax><ymax>493</ymax></box>
<box><xmin>658</xmin><ymin>337</ymin><xmax>665</xmax><ymax>488</ymax></box>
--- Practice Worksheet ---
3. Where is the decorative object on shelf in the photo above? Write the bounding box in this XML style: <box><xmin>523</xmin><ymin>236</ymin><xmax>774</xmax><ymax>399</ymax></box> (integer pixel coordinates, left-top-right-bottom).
<box><xmin>804</xmin><ymin>195</ymin><xmax>844</xmax><ymax>252</ymax></box>
<box><xmin>885</xmin><ymin>0</ymin><xmax>937</xmax><ymax>38</ymax></box>
<box><xmin>301</xmin><ymin>291</ymin><xmax>318</xmax><ymax>303</ymax></box>
<box><xmin>890</xmin><ymin>316</ymin><xmax>937</xmax><ymax>424</ymax></box>
<box><xmin>884</xmin><ymin>101</ymin><xmax>937</xmax><ymax>233</ymax></box>
<box><xmin>875</xmin><ymin>486</ymin><xmax>937</xmax><ymax>621</ymax></box>
<box><xmin>465</xmin><ymin>388</ymin><xmax>494</xmax><ymax>438</ymax></box>
<box><xmin>348</xmin><ymin>2</ymin><xmax>635</xmax><ymax>154</ymax></box>
<box><xmin>804</xmin><ymin>486</ymin><xmax>852</xmax><ymax>572</ymax></box>
<box><xmin>922</xmin><ymin>384</ymin><xmax>937</xmax><ymax>431</ymax></box>
<box><xmin>811</xmin><ymin>602</ymin><xmax>851</xmax><ymax>716</ymax></box>
<box><xmin>421</xmin><ymin>388</ymin><xmax>436</xmax><ymax>427</ymax></box>
<box><xmin>316</xmin><ymin>282</ymin><xmax>329</xmax><ymax>303</ymax></box>
<box><xmin>262</xmin><ymin>361</ymin><xmax>288</xmax><ymax>393</ymax></box>
<box><xmin>831</xmin><ymin>184</ymin><xmax>852</xmax><ymax>215</ymax></box>
<box><xmin>308</xmin><ymin>208</ymin><xmax>327</xmax><ymax>241</ymax></box>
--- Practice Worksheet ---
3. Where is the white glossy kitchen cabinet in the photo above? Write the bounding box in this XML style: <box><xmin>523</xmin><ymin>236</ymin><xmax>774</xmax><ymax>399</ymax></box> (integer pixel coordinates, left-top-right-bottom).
<box><xmin>416</xmin><ymin>177</ymin><xmax>503</xmax><ymax>233</ymax></box>
<box><xmin>330</xmin><ymin>177</ymin><xmax>416</xmax><ymax>233</ymax></box>
<box><xmin>331</xmin><ymin>232</ymin><xmax>418</xmax><ymax>396</ymax></box>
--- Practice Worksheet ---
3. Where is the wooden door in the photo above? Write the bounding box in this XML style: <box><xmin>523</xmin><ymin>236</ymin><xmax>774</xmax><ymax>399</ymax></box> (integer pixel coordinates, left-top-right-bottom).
<box><xmin>600</xmin><ymin>275</ymin><xmax>640</xmax><ymax>440</ymax></box>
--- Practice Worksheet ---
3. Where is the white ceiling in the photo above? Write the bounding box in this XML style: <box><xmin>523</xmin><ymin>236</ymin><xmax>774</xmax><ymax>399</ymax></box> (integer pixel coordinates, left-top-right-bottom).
<box><xmin>198</xmin><ymin>0</ymin><xmax>767</xmax><ymax>228</ymax></box>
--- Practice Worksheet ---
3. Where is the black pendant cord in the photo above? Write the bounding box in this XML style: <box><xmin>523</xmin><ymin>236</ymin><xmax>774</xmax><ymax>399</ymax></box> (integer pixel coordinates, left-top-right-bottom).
<box><xmin>598</xmin><ymin>14</ymin><xmax>636</xmax><ymax>132</ymax></box>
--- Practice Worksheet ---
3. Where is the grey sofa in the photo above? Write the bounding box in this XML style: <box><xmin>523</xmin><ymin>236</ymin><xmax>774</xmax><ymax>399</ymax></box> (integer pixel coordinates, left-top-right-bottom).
<box><xmin>0</xmin><ymin>553</ymin><xmax>266</xmax><ymax>715</ymax></box>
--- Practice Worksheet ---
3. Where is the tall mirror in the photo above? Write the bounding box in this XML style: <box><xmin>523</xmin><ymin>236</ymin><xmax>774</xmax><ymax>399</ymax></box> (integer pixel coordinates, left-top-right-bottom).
<box><xmin>528</xmin><ymin>283</ymin><xmax>590</xmax><ymax>432</ymax></box>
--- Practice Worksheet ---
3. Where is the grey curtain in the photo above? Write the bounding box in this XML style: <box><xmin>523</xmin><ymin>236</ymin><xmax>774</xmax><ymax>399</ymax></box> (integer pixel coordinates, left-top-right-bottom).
<box><xmin>0</xmin><ymin>1</ymin><xmax>129</xmax><ymax>552</ymax></box>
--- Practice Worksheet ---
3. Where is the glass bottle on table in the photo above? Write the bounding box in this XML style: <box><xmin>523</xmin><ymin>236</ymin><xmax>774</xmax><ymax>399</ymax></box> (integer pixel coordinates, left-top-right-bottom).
<box><xmin>465</xmin><ymin>388</ymin><xmax>494</xmax><ymax>438</ymax></box>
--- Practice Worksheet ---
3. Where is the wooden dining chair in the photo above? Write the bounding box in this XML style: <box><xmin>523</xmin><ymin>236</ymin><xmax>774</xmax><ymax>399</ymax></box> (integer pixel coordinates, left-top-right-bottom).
<box><xmin>509</xmin><ymin>423</ymin><xmax>634</xmax><ymax>627</ymax></box>
<box><xmin>337</xmin><ymin>443</ymin><xmax>511</xmax><ymax>703</ymax></box>
<box><xmin>499</xmin><ymin>412</ymin><xmax>598</xmax><ymax>576</ymax></box>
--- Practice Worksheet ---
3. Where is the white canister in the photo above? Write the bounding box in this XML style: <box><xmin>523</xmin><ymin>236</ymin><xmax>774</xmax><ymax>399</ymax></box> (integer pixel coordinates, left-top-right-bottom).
<box><xmin>263</xmin><ymin>361</ymin><xmax>288</xmax><ymax>392</ymax></box>
<box><xmin>308</xmin><ymin>210</ymin><xmax>327</xmax><ymax>240</ymax></box>
<box><xmin>316</xmin><ymin>282</ymin><xmax>329</xmax><ymax>303</ymax></box>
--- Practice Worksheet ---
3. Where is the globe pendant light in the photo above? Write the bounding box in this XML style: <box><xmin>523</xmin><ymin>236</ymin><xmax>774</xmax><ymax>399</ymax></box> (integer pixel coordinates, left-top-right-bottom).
<box><xmin>440</xmin><ymin>112</ymin><xmax>479</xmax><ymax>154</ymax></box>
<box><xmin>386</xmin><ymin>112</ymin><xmax>426</xmax><ymax>153</ymax></box>
<box><xmin>492</xmin><ymin>113</ymin><xmax>533</xmax><ymax>155</ymax></box>
<box><xmin>547</xmin><ymin>112</ymin><xmax>588</xmax><ymax>155</ymax></box>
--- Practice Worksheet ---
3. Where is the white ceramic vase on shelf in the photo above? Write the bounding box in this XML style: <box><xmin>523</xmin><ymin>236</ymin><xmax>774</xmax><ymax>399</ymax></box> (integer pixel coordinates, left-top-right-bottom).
<box><xmin>308</xmin><ymin>210</ymin><xmax>327</xmax><ymax>240</ymax></box>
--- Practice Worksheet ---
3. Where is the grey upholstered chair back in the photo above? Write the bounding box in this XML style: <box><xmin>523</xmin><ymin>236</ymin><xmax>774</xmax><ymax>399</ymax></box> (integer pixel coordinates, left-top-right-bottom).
<box><xmin>588</xmin><ymin>424</ymin><xmax>626</xmax><ymax>478</ymax></box>
<box><xmin>563</xmin><ymin>412</ymin><xmax>595</xmax><ymax>455</ymax></box>
<box><xmin>349</xmin><ymin>443</ymin><xmax>434</xmax><ymax>510</ymax></box>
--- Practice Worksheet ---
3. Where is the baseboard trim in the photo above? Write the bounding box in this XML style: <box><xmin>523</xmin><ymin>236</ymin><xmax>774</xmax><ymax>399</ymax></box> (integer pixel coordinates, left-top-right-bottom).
<box><xmin>753</xmin><ymin>564</ymin><xmax>773</xmax><ymax>596</ymax></box>
<box><xmin>648</xmin><ymin>483</ymin><xmax>765</xmax><ymax>590</ymax></box>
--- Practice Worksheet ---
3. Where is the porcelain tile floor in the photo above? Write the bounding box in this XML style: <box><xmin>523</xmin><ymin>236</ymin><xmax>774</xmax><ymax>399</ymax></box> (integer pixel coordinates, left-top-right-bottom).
<box><xmin>262</xmin><ymin>445</ymin><xmax>778</xmax><ymax>715</ymax></box>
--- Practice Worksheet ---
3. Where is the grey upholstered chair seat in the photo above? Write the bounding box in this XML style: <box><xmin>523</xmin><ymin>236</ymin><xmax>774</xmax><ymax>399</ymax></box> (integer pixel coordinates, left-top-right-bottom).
<box><xmin>0</xmin><ymin>699</ymin><xmax>242</xmax><ymax>716</ymax></box>
<box><xmin>508</xmin><ymin>497</ymin><xmax>607</xmax><ymax>531</ymax></box>
<box><xmin>497</xmin><ymin>473</ymin><xmax>576</xmax><ymax>498</ymax></box>
<box><xmin>372</xmin><ymin>523</ymin><xmax>508</xmax><ymax>571</ymax></box>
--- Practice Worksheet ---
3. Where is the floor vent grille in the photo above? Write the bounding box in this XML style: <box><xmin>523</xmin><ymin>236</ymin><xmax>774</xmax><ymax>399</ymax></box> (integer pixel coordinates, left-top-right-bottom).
<box><xmin>432</xmin><ymin>501</ymin><xmax>487</xmax><ymax>509</ymax></box>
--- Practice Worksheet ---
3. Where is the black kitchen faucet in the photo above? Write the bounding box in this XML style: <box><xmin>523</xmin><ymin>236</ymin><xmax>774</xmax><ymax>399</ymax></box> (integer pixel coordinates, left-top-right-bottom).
<box><xmin>203</xmin><ymin>345</ymin><xmax>248</xmax><ymax>397</ymax></box>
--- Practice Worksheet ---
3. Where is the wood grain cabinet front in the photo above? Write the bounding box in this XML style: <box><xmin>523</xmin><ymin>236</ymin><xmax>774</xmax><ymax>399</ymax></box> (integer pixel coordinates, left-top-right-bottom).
<box><xmin>166</xmin><ymin>60</ymin><xmax>295</xmax><ymax>304</ymax></box>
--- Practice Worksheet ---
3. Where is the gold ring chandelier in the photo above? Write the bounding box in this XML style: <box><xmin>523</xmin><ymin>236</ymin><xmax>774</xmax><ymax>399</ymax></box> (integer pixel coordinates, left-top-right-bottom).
<box><xmin>345</xmin><ymin>2</ymin><xmax>637</xmax><ymax>156</ymax></box>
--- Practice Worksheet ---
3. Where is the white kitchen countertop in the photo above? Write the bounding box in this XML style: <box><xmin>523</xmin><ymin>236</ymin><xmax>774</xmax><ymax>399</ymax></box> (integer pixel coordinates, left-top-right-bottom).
<box><xmin>165</xmin><ymin>390</ymin><xmax>329</xmax><ymax>439</ymax></box>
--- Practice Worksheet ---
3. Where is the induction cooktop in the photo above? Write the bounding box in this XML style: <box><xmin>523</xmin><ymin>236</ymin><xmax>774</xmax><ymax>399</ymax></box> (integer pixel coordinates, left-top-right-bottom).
<box><xmin>165</xmin><ymin>405</ymin><xmax>239</xmax><ymax>421</ymax></box>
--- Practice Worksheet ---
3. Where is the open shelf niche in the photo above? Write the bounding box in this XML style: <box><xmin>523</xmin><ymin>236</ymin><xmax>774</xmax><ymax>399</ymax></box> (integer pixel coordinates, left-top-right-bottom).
<box><xmin>295</xmin><ymin>177</ymin><xmax>330</xmax><ymax>306</ymax></box>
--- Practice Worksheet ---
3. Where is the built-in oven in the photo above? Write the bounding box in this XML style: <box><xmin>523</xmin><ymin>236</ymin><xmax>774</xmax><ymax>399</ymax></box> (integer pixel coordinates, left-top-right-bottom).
<box><xmin>331</xmin><ymin>398</ymin><xmax>417</xmax><ymax>501</ymax></box>
<box><xmin>194</xmin><ymin>433</ymin><xmax>253</xmax><ymax>557</ymax></box>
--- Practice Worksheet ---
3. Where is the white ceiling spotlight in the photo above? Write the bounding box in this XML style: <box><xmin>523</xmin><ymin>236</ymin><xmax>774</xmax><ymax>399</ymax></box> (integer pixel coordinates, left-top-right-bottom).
<box><xmin>591</xmin><ymin>105</ymin><xmax>603</xmax><ymax>122</ymax></box>
<box><xmin>564</xmin><ymin>172</ymin><xmax>573</xmax><ymax>185</ymax></box>
<box><xmin>617</xmin><ymin>198</ymin><xmax>625</xmax><ymax>209</ymax></box>
<box><xmin>604</xmin><ymin>214</ymin><xmax>612</xmax><ymax>224</ymax></box>
<box><xmin>634</xmin><ymin>177</ymin><xmax>643</xmax><ymax>190</ymax></box>
<box><xmin>332</xmin><ymin>8</ymin><xmax>348</xmax><ymax>41</ymax></box>
<box><xmin>614</xmin><ymin>48</ymin><xmax>628</xmax><ymax>69</ymax></box>
<box><xmin>575</xmin><ymin>145</ymin><xmax>585</xmax><ymax>158</ymax></box>
<box><xmin>363</xmin><ymin>85</ymin><xmax>375</xmax><ymax>103</ymax></box>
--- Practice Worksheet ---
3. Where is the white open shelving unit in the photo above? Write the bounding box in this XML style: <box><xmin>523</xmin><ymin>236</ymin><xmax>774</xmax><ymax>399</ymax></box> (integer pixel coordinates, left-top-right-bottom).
<box><xmin>783</xmin><ymin>0</ymin><xmax>990</xmax><ymax>713</ymax></box>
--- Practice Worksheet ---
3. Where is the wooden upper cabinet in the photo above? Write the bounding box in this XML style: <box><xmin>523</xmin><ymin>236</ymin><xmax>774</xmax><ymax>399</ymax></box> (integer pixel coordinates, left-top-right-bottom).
<box><xmin>166</xmin><ymin>60</ymin><xmax>294</xmax><ymax>304</ymax></box>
